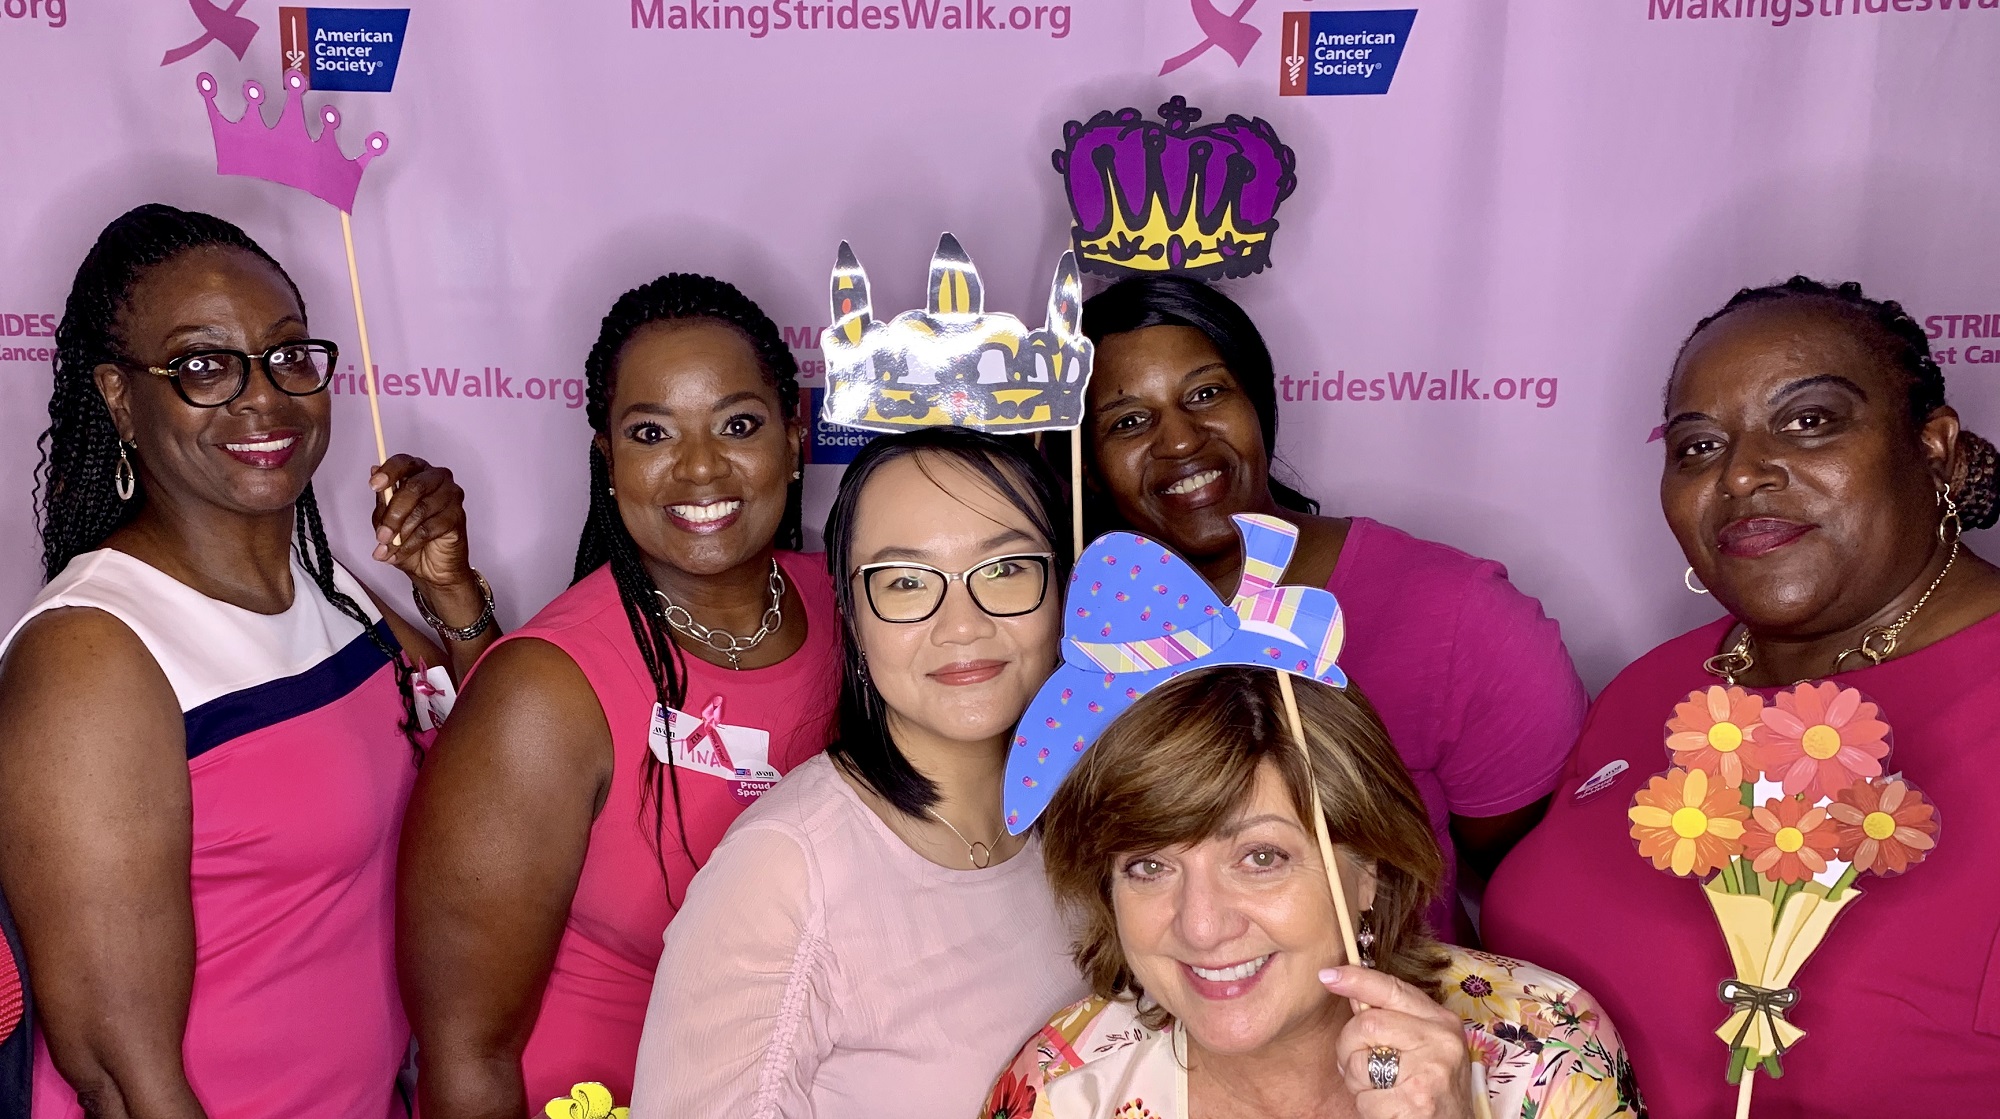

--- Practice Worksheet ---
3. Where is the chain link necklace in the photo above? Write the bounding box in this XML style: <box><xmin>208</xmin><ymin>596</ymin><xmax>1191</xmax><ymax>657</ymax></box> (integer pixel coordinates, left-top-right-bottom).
<box><xmin>927</xmin><ymin>808</ymin><xmax>1004</xmax><ymax>869</ymax></box>
<box><xmin>1705</xmin><ymin>538</ymin><xmax>1959</xmax><ymax>685</ymax></box>
<box><xmin>653</xmin><ymin>559</ymin><xmax>785</xmax><ymax>670</ymax></box>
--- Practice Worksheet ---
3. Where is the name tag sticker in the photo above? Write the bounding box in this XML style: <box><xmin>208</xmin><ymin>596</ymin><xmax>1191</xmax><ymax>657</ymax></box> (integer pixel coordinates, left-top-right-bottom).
<box><xmin>1573</xmin><ymin>759</ymin><xmax>1629</xmax><ymax>802</ymax></box>
<box><xmin>648</xmin><ymin>698</ymin><xmax>780</xmax><ymax>805</ymax></box>
<box><xmin>413</xmin><ymin>664</ymin><xmax>456</xmax><ymax>731</ymax></box>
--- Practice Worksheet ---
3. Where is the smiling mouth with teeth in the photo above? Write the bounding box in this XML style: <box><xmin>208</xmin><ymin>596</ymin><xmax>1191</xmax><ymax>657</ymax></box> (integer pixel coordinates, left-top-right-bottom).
<box><xmin>1188</xmin><ymin>954</ymin><xmax>1271</xmax><ymax>982</ymax></box>
<box><xmin>224</xmin><ymin>436</ymin><xmax>299</xmax><ymax>453</ymax></box>
<box><xmin>668</xmin><ymin>499</ymin><xmax>743</xmax><ymax>524</ymax></box>
<box><xmin>1163</xmin><ymin>469</ymin><xmax>1223</xmax><ymax>497</ymax></box>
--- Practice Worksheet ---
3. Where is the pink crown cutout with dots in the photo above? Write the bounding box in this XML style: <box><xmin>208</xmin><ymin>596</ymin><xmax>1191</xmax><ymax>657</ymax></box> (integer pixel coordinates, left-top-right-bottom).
<box><xmin>198</xmin><ymin>70</ymin><xmax>389</xmax><ymax>213</ymax></box>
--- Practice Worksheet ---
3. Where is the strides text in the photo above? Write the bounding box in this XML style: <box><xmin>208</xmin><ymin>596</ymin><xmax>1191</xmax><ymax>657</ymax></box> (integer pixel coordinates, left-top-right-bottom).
<box><xmin>1282</xmin><ymin>369</ymin><xmax>1559</xmax><ymax>409</ymax></box>
<box><xmin>1649</xmin><ymin>0</ymin><xmax>1997</xmax><ymax>25</ymax></box>
<box><xmin>632</xmin><ymin>0</ymin><xmax>1072</xmax><ymax>37</ymax></box>
<box><xmin>331</xmin><ymin>366</ymin><xmax>586</xmax><ymax>409</ymax></box>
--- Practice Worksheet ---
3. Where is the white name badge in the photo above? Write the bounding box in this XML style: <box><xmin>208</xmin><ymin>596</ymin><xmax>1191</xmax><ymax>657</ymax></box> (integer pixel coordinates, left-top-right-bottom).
<box><xmin>414</xmin><ymin>664</ymin><xmax>457</xmax><ymax>731</ymax></box>
<box><xmin>648</xmin><ymin>697</ymin><xmax>780</xmax><ymax>804</ymax></box>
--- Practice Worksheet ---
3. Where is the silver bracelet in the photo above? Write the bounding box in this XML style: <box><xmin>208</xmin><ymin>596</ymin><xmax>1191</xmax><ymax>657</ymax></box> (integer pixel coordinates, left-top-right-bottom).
<box><xmin>412</xmin><ymin>570</ymin><xmax>495</xmax><ymax>642</ymax></box>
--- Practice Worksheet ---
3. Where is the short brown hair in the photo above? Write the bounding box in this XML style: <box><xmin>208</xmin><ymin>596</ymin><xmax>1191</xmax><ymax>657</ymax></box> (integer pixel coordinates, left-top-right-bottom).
<box><xmin>1039</xmin><ymin>666</ymin><xmax>1448</xmax><ymax>1018</ymax></box>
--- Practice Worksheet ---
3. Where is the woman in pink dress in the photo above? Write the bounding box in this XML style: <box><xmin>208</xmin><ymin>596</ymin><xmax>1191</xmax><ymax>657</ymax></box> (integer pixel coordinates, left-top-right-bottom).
<box><xmin>1078</xmin><ymin>276</ymin><xmax>1586</xmax><ymax>941</ymax></box>
<box><xmin>398</xmin><ymin>274</ymin><xmax>843</xmax><ymax>1115</ymax></box>
<box><xmin>0</xmin><ymin>204</ymin><xmax>497</xmax><ymax>1119</ymax></box>
<box><xmin>1486</xmin><ymin>277</ymin><xmax>2000</xmax><ymax>1116</ymax></box>
<box><xmin>628</xmin><ymin>428</ymin><xmax>1087</xmax><ymax>1119</ymax></box>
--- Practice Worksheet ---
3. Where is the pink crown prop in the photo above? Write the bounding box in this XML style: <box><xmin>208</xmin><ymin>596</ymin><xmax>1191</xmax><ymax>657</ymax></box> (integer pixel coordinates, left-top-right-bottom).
<box><xmin>198</xmin><ymin>69</ymin><xmax>388</xmax><ymax>213</ymax></box>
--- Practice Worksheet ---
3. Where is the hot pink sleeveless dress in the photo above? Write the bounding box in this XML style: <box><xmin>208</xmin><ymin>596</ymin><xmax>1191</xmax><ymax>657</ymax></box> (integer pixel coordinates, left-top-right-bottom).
<box><xmin>5</xmin><ymin>549</ymin><xmax>418</xmax><ymax>1119</ymax></box>
<box><xmin>502</xmin><ymin>552</ymin><xmax>841</xmax><ymax>1109</ymax></box>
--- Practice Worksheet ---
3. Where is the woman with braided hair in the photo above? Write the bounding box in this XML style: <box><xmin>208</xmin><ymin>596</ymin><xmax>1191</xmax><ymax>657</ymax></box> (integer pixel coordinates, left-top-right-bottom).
<box><xmin>397</xmin><ymin>273</ymin><xmax>842</xmax><ymax>1115</ymax></box>
<box><xmin>0</xmin><ymin>204</ymin><xmax>496</xmax><ymax>1118</ymax></box>
<box><xmin>1487</xmin><ymin>276</ymin><xmax>2000</xmax><ymax>1116</ymax></box>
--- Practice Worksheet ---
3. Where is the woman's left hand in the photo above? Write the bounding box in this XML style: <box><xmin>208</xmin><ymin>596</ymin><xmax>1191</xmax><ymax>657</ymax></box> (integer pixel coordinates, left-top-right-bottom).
<box><xmin>370</xmin><ymin>454</ymin><xmax>473</xmax><ymax>593</ymax></box>
<box><xmin>1324</xmin><ymin>966</ymin><xmax>1478</xmax><ymax>1119</ymax></box>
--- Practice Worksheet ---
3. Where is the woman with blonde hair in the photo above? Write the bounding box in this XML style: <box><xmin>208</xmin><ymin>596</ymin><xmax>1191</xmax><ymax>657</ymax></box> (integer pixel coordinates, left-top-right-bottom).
<box><xmin>983</xmin><ymin>664</ymin><xmax>1643</xmax><ymax>1119</ymax></box>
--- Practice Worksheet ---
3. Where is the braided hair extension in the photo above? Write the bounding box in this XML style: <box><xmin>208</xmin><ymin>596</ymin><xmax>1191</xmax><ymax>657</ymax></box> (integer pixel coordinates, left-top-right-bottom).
<box><xmin>1676</xmin><ymin>275</ymin><xmax>2000</xmax><ymax>530</ymax></box>
<box><xmin>37</xmin><ymin>203</ymin><xmax>423</xmax><ymax>760</ymax></box>
<box><xmin>571</xmin><ymin>273</ymin><xmax>803</xmax><ymax>891</ymax></box>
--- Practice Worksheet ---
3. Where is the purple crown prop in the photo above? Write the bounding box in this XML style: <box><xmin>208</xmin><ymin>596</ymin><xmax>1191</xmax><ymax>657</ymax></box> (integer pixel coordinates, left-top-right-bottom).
<box><xmin>1052</xmin><ymin>96</ymin><xmax>1296</xmax><ymax>280</ymax></box>
<box><xmin>198</xmin><ymin>69</ymin><xmax>388</xmax><ymax>213</ymax></box>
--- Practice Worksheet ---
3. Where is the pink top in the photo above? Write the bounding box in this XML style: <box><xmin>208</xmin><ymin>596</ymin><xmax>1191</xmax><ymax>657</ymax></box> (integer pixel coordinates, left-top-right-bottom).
<box><xmin>6</xmin><ymin>550</ymin><xmax>416</xmax><ymax>1119</ymax></box>
<box><xmin>501</xmin><ymin>552</ymin><xmax>841</xmax><ymax>1109</ymax></box>
<box><xmin>1485</xmin><ymin>612</ymin><xmax>2000</xmax><ymax>1117</ymax></box>
<box><xmin>1327</xmin><ymin>517</ymin><xmax>1587</xmax><ymax>937</ymax></box>
<box><xmin>628</xmin><ymin>754</ymin><xmax>1089</xmax><ymax>1119</ymax></box>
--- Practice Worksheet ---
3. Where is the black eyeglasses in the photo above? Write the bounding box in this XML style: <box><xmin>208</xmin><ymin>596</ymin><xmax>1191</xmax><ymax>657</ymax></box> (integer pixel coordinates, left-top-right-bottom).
<box><xmin>854</xmin><ymin>552</ymin><xmax>1055</xmax><ymax>624</ymax></box>
<box><xmin>120</xmin><ymin>340</ymin><xmax>339</xmax><ymax>408</ymax></box>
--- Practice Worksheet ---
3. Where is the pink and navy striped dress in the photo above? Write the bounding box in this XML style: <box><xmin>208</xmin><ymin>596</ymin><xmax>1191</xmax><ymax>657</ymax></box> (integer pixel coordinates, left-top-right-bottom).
<box><xmin>3</xmin><ymin>548</ymin><xmax>418</xmax><ymax>1119</ymax></box>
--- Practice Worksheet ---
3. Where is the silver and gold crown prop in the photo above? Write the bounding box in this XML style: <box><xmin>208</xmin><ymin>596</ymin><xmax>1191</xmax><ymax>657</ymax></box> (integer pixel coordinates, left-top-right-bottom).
<box><xmin>820</xmin><ymin>233</ymin><xmax>1092</xmax><ymax>434</ymax></box>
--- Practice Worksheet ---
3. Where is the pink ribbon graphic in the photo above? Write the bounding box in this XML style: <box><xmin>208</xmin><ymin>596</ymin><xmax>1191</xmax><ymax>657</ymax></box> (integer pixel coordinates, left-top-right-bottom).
<box><xmin>161</xmin><ymin>0</ymin><xmax>259</xmax><ymax>67</ymax></box>
<box><xmin>682</xmin><ymin>696</ymin><xmax>736</xmax><ymax>773</ymax></box>
<box><xmin>1160</xmin><ymin>0</ymin><xmax>1262</xmax><ymax>76</ymax></box>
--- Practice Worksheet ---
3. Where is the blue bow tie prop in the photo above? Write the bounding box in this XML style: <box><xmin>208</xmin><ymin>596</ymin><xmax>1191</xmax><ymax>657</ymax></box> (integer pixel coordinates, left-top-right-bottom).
<box><xmin>1004</xmin><ymin>513</ymin><xmax>1348</xmax><ymax>834</ymax></box>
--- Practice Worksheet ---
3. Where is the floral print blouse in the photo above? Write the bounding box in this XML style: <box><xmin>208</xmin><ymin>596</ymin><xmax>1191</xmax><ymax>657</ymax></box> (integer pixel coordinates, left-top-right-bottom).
<box><xmin>979</xmin><ymin>947</ymin><xmax>1645</xmax><ymax>1119</ymax></box>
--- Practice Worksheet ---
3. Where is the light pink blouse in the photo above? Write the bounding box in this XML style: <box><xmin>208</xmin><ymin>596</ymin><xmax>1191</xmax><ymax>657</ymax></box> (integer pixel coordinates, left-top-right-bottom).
<box><xmin>628</xmin><ymin>754</ymin><xmax>1087</xmax><ymax>1119</ymax></box>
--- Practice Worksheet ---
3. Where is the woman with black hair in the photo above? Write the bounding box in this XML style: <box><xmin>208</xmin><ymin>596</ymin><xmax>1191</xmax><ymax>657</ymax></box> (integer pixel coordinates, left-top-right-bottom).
<box><xmin>0</xmin><ymin>204</ymin><xmax>492</xmax><ymax>1118</ymax></box>
<box><xmin>627</xmin><ymin>427</ymin><xmax>1087</xmax><ymax>1119</ymax></box>
<box><xmin>397</xmin><ymin>274</ymin><xmax>842</xmax><ymax>1115</ymax></box>
<box><xmin>1079</xmin><ymin>275</ymin><xmax>1586</xmax><ymax>942</ymax></box>
<box><xmin>1488</xmin><ymin>277</ymin><xmax>2000</xmax><ymax>1116</ymax></box>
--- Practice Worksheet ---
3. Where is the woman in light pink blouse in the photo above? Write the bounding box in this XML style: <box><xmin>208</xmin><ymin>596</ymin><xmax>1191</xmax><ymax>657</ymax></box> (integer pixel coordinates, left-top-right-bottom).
<box><xmin>1080</xmin><ymin>277</ymin><xmax>1588</xmax><ymax>942</ymax></box>
<box><xmin>628</xmin><ymin>428</ymin><xmax>1087</xmax><ymax>1119</ymax></box>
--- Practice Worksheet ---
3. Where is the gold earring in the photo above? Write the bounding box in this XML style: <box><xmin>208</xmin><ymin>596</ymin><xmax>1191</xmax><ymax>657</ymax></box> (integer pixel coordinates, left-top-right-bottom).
<box><xmin>1939</xmin><ymin>484</ymin><xmax>1962</xmax><ymax>545</ymax></box>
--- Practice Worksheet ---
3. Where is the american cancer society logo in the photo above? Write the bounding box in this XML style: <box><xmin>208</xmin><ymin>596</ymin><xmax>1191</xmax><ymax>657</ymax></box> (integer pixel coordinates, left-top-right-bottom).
<box><xmin>279</xmin><ymin>7</ymin><xmax>410</xmax><ymax>92</ymax></box>
<box><xmin>1279</xmin><ymin>9</ymin><xmax>1416</xmax><ymax>96</ymax></box>
<box><xmin>805</xmin><ymin>388</ymin><xmax>879</xmax><ymax>465</ymax></box>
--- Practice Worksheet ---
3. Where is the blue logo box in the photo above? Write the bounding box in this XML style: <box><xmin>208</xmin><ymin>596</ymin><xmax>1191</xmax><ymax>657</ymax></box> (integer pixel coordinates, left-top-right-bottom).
<box><xmin>1281</xmin><ymin>9</ymin><xmax>1417</xmax><ymax>97</ymax></box>
<box><xmin>287</xmin><ymin>7</ymin><xmax>410</xmax><ymax>93</ymax></box>
<box><xmin>806</xmin><ymin>388</ymin><xmax>879</xmax><ymax>465</ymax></box>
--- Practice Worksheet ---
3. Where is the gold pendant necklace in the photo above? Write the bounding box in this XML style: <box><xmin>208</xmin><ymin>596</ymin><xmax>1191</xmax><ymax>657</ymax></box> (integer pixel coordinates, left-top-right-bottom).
<box><xmin>1704</xmin><ymin>539</ymin><xmax>1959</xmax><ymax>685</ymax></box>
<box><xmin>927</xmin><ymin>808</ymin><xmax>1002</xmax><ymax>869</ymax></box>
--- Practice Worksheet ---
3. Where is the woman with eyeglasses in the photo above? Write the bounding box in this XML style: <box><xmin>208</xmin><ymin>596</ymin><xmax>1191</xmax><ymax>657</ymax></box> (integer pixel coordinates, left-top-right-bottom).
<box><xmin>627</xmin><ymin>428</ymin><xmax>1087</xmax><ymax>1119</ymax></box>
<box><xmin>0</xmin><ymin>205</ymin><xmax>495</xmax><ymax>1118</ymax></box>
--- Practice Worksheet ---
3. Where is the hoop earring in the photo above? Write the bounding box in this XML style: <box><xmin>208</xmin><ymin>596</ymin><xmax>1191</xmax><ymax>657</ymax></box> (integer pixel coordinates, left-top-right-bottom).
<box><xmin>114</xmin><ymin>443</ymin><xmax>137</xmax><ymax>502</ymax></box>
<box><xmin>1685</xmin><ymin>567</ymin><xmax>1709</xmax><ymax>595</ymax></box>
<box><xmin>1356</xmin><ymin>908</ymin><xmax>1377</xmax><ymax>969</ymax></box>
<box><xmin>1939</xmin><ymin>484</ymin><xmax>1962</xmax><ymax>545</ymax></box>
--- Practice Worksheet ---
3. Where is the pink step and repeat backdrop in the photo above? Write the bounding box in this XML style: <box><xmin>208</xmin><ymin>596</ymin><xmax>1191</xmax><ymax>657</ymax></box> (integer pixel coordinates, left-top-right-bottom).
<box><xmin>3</xmin><ymin>0</ymin><xmax>1998</xmax><ymax>688</ymax></box>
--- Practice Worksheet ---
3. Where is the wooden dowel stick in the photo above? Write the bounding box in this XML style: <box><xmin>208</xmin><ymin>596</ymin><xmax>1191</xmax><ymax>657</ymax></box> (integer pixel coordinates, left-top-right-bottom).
<box><xmin>1070</xmin><ymin>426</ymin><xmax>1085</xmax><ymax>561</ymax></box>
<box><xmin>1275</xmin><ymin>669</ymin><xmax>1368</xmax><ymax>1011</ymax></box>
<box><xmin>339</xmin><ymin>209</ymin><xmax>390</xmax><ymax>471</ymax></box>
<box><xmin>1735</xmin><ymin>1070</ymin><xmax>1755</xmax><ymax>1119</ymax></box>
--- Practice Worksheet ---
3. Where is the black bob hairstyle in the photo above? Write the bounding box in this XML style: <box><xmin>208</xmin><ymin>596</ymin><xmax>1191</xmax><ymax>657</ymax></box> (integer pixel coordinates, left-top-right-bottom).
<box><xmin>1080</xmin><ymin>275</ymin><xmax>1319</xmax><ymax>521</ymax></box>
<box><xmin>820</xmin><ymin>427</ymin><xmax>1068</xmax><ymax>818</ymax></box>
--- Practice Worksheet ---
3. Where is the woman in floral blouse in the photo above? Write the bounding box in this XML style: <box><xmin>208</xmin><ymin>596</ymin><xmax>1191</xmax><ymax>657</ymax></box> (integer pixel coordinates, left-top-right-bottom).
<box><xmin>982</xmin><ymin>667</ymin><xmax>1642</xmax><ymax>1119</ymax></box>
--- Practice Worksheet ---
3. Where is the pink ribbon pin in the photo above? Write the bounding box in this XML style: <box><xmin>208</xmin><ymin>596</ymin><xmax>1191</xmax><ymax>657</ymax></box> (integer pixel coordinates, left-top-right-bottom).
<box><xmin>682</xmin><ymin>696</ymin><xmax>736</xmax><ymax>773</ymax></box>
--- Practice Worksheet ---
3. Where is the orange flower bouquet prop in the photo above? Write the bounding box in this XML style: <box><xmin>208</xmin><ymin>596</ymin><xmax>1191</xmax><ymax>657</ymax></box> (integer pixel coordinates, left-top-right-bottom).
<box><xmin>1627</xmin><ymin>682</ymin><xmax>1938</xmax><ymax>1118</ymax></box>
